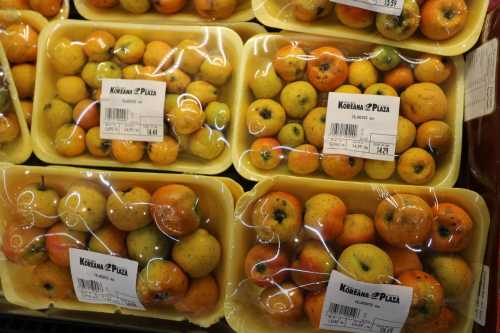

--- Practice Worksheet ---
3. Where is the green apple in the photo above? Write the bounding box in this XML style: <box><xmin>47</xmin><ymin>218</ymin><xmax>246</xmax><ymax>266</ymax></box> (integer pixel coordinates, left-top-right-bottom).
<box><xmin>370</xmin><ymin>45</ymin><xmax>401</xmax><ymax>71</ymax></box>
<box><xmin>205</xmin><ymin>101</ymin><xmax>231</xmax><ymax>130</ymax></box>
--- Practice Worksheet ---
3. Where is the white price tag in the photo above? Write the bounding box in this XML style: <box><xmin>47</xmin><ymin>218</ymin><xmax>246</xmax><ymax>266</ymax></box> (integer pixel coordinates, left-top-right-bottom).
<box><xmin>100</xmin><ymin>79</ymin><xmax>166</xmax><ymax>142</ymax></box>
<box><xmin>320</xmin><ymin>271</ymin><xmax>412</xmax><ymax>333</ymax></box>
<box><xmin>465</xmin><ymin>38</ymin><xmax>498</xmax><ymax>121</ymax></box>
<box><xmin>330</xmin><ymin>0</ymin><xmax>403</xmax><ymax>16</ymax></box>
<box><xmin>323</xmin><ymin>92</ymin><xmax>399</xmax><ymax>161</ymax></box>
<box><xmin>69</xmin><ymin>248</ymin><xmax>145</xmax><ymax>310</ymax></box>
<box><xmin>475</xmin><ymin>265</ymin><xmax>489</xmax><ymax>326</ymax></box>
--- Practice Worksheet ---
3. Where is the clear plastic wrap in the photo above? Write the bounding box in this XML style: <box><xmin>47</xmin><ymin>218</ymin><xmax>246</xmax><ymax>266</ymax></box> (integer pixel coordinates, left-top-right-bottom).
<box><xmin>253</xmin><ymin>0</ymin><xmax>488</xmax><ymax>56</ymax></box>
<box><xmin>0</xmin><ymin>10</ymin><xmax>47</xmax><ymax>132</ymax></box>
<box><xmin>233</xmin><ymin>32</ymin><xmax>463</xmax><ymax>186</ymax></box>
<box><xmin>75</xmin><ymin>0</ymin><xmax>254</xmax><ymax>24</ymax></box>
<box><xmin>226</xmin><ymin>175</ymin><xmax>490</xmax><ymax>333</ymax></box>
<box><xmin>0</xmin><ymin>0</ymin><xmax>69</xmax><ymax>20</ymax></box>
<box><xmin>0</xmin><ymin>43</ymin><xmax>31</xmax><ymax>164</ymax></box>
<box><xmin>0</xmin><ymin>164</ymin><xmax>242</xmax><ymax>327</ymax></box>
<box><xmin>32</xmin><ymin>20</ymin><xmax>243</xmax><ymax>174</ymax></box>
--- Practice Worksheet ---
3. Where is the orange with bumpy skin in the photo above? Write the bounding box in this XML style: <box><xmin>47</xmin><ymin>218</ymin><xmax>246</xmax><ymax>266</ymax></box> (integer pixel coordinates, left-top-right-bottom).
<box><xmin>45</xmin><ymin>223</ymin><xmax>87</xmax><ymax>267</ymax></box>
<box><xmin>194</xmin><ymin>0</ymin><xmax>237</xmax><ymax>19</ymax></box>
<box><xmin>249</xmin><ymin>137</ymin><xmax>282</xmax><ymax>170</ymax></box>
<box><xmin>383</xmin><ymin>64</ymin><xmax>414</xmax><ymax>92</ymax></box>
<box><xmin>150</xmin><ymin>184</ymin><xmax>200</xmax><ymax>237</ymax></box>
<box><xmin>152</xmin><ymin>0</ymin><xmax>187</xmax><ymax>14</ymax></box>
<box><xmin>414</xmin><ymin>54</ymin><xmax>453</xmax><ymax>84</ymax></box>
<box><xmin>291</xmin><ymin>240</ymin><xmax>335</xmax><ymax>291</ymax></box>
<box><xmin>304</xmin><ymin>290</ymin><xmax>326</xmax><ymax>328</ymax></box>
<box><xmin>136</xmin><ymin>259</ymin><xmax>188</xmax><ymax>306</ymax></box>
<box><xmin>429</xmin><ymin>203</ymin><xmax>473</xmax><ymax>252</ymax></box>
<box><xmin>111</xmin><ymin>140</ymin><xmax>145</xmax><ymax>163</ymax></box>
<box><xmin>147</xmin><ymin>136</ymin><xmax>179</xmax><ymax>165</ymax></box>
<box><xmin>33</xmin><ymin>261</ymin><xmax>74</xmax><ymax>300</ymax></box>
<box><xmin>287</xmin><ymin>144</ymin><xmax>320</xmax><ymax>175</ymax></box>
<box><xmin>321</xmin><ymin>154</ymin><xmax>364</xmax><ymax>180</ymax></box>
<box><xmin>336</xmin><ymin>214</ymin><xmax>375</xmax><ymax>249</ymax></box>
<box><xmin>174</xmin><ymin>275</ymin><xmax>219</xmax><ymax>315</ymax></box>
<box><xmin>304</xmin><ymin>193</ymin><xmax>346</xmax><ymax>241</ymax></box>
<box><xmin>246</xmin><ymin>99</ymin><xmax>286</xmax><ymax>137</ymax></box>
<box><xmin>382</xmin><ymin>245</ymin><xmax>422</xmax><ymax>276</ymax></box>
<box><xmin>397</xmin><ymin>147</ymin><xmax>436</xmax><ymax>185</ymax></box>
<box><xmin>0</xmin><ymin>23</ymin><xmax>38</xmax><ymax>64</ymax></box>
<box><xmin>84</xmin><ymin>30</ymin><xmax>116</xmax><ymax>62</ymax></box>
<box><xmin>420</xmin><ymin>0</ymin><xmax>468</xmax><ymax>40</ymax></box>
<box><xmin>398</xmin><ymin>270</ymin><xmax>444</xmax><ymax>325</ymax></box>
<box><xmin>143</xmin><ymin>40</ymin><xmax>174</xmax><ymax>70</ymax></box>
<box><xmin>335</xmin><ymin>4</ymin><xmax>375</xmax><ymax>29</ymax></box>
<box><xmin>2</xmin><ymin>223</ymin><xmax>47</xmax><ymax>265</ymax></box>
<box><xmin>259</xmin><ymin>282</ymin><xmax>304</xmax><ymax>322</ymax></box>
<box><xmin>251</xmin><ymin>191</ymin><xmax>303</xmax><ymax>243</ymax></box>
<box><xmin>244</xmin><ymin>244</ymin><xmax>289</xmax><ymax>288</ymax></box>
<box><xmin>273</xmin><ymin>44</ymin><xmax>307</xmax><ymax>82</ymax></box>
<box><xmin>303</xmin><ymin>107</ymin><xmax>326</xmax><ymax>148</ymax></box>
<box><xmin>307</xmin><ymin>47</ymin><xmax>348</xmax><ymax>92</ymax></box>
<box><xmin>375</xmin><ymin>194</ymin><xmax>433</xmax><ymax>248</ymax></box>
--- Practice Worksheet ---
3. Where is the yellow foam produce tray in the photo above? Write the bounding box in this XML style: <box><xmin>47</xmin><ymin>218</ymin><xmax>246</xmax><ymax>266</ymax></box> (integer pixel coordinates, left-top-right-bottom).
<box><xmin>233</xmin><ymin>33</ymin><xmax>464</xmax><ymax>186</ymax></box>
<box><xmin>253</xmin><ymin>0</ymin><xmax>487</xmax><ymax>56</ymax></box>
<box><xmin>227</xmin><ymin>22</ymin><xmax>266</xmax><ymax>42</ymax></box>
<box><xmin>0</xmin><ymin>165</ymin><xmax>241</xmax><ymax>327</ymax></box>
<box><xmin>75</xmin><ymin>0</ymin><xmax>254</xmax><ymax>24</ymax></box>
<box><xmin>32</xmin><ymin>20</ymin><xmax>243</xmax><ymax>175</ymax></box>
<box><xmin>54</xmin><ymin>0</ymin><xmax>69</xmax><ymax>20</ymax></box>
<box><xmin>225</xmin><ymin>175</ymin><xmax>490</xmax><ymax>333</ymax></box>
<box><xmin>0</xmin><ymin>44</ymin><xmax>31</xmax><ymax>164</ymax></box>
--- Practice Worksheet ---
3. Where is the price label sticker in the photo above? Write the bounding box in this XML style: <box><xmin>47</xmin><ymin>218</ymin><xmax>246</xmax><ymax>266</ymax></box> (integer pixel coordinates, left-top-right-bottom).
<box><xmin>330</xmin><ymin>0</ymin><xmax>403</xmax><ymax>16</ymax></box>
<box><xmin>320</xmin><ymin>271</ymin><xmax>412</xmax><ymax>333</ymax></box>
<box><xmin>465</xmin><ymin>38</ymin><xmax>498</xmax><ymax>121</ymax></box>
<box><xmin>100</xmin><ymin>79</ymin><xmax>166</xmax><ymax>142</ymax></box>
<box><xmin>323</xmin><ymin>92</ymin><xmax>400</xmax><ymax>161</ymax></box>
<box><xmin>69</xmin><ymin>248</ymin><xmax>145</xmax><ymax>310</ymax></box>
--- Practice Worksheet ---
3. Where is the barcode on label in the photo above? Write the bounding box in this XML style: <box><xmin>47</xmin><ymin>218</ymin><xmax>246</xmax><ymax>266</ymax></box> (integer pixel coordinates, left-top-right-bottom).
<box><xmin>329</xmin><ymin>303</ymin><xmax>360</xmax><ymax>318</ymax></box>
<box><xmin>379</xmin><ymin>327</ymin><xmax>394</xmax><ymax>333</ymax></box>
<box><xmin>105</xmin><ymin>108</ymin><xmax>128</xmax><ymax>121</ymax></box>
<box><xmin>329</xmin><ymin>123</ymin><xmax>358</xmax><ymax>138</ymax></box>
<box><xmin>77</xmin><ymin>278</ymin><xmax>104</xmax><ymax>293</ymax></box>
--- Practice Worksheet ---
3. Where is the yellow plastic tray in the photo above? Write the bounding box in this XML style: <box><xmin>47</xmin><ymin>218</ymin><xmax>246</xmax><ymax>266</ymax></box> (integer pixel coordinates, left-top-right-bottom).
<box><xmin>227</xmin><ymin>22</ymin><xmax>267</xmax><ymax>42</ymax></box>
<box><xmin>32</xmin><ymin>20</ymin><xmax>243</xmax><ymax>175</ymax></box>
<box><xmin>225</xmin><ymin>175</ymin><xmax>490</xmax><ymax>333</ymax></box>
<box><xmin>253</xmin><ymin>0</ymin><xmax>488</xmax><ymax>56</ymax></box>
<box><xmin>232</xmin><ymin>33</ymin><xmax>464</xmax><ymax>187</ymax></box>
<box><xmin>0</xmin><ymin>45</ymin><xmax>31</xmax><ymax>164</ymax></box>
<box><xmin>0</xmin><ymin>164</ymin><xmax>240</xmax><ymax>327</ymax></box>
<box><xmin>0</xmin><ymin>9</ymin><xmax>48</xmax><ymax>30</ymax></box>
<box><xmin>74</xmin><ymin>0</ymin><xmax>254</xmax><ymax>24</ymax></box>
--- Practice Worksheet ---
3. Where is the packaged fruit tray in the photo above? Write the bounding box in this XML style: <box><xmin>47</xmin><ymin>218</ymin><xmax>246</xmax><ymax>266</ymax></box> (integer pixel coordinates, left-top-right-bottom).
<box><xmin>226</xmin><ymin>175</ymin><xmax>490</xmax><ymax>333</ymax></box>
<box><xmin>0</xmin><ymin>164</ymin><xmax>241</xmax><ymax>327</ymax></box>
<box><xmin>233</xmin><ymin>33</ymin><xmax>464</xmax><ymax>186</ymax></box>
<box><xmin>0</xmin><ymin>1</ymin><xmax>69</xmax><ymax>20</ymax></box>
<box><xmin>0</xmin><ymin>44</ymin><xmax>31</xmax><ymax>164</ymax></box>
<box><xmin>32</xmin><ymin>20</ymin><xmax>243</xmax><ymax>175</ymax></box>
<box><xmin>253</xmin><ymin>0</ymin><xmax>488</xmax><ymax>56</ymax></box>
<box><xmin>75</xmin><ymin>0</ymin><xmax>254</xmax><ymax>24</ymax></box>
<box><xmin>227</xmin><ymin>22</ymin><xmax>266</xmax><ymax>42</ymax></box>
<box><xmin>0</xmin><ymin>10</ymin><xmax>48</xmax><ymax>131</ymax></box>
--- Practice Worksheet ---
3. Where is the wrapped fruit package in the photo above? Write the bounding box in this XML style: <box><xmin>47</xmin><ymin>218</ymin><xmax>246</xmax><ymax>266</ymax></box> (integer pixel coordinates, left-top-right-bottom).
<box><xmin>0</xmin><ymin>10</ymin><xmax>48</xmax><ymax>130</ymax></box>
<box><xmin>253</xmin><ymin>0</ymin><xmax>488</xmax><ymax>55</ymax></box>
<box><xmin>32</xmin><ymin>20</ymin><xmax>243</xmax><ymax>174</ymax></box>
<box><xmin>0</xmin><ymin>1</ymin><xmax>69</xmax><ymax>20</ymax></box>
<box><xmin>75</xmin><ymin>0</ymin><xmax>253</xmax><ymax>23</ymax></box>
<box><xmin>226</xmin><ymin>176</ymin><xmax>490</xmax><ymax>333</ymax></box>
<box><xmin>0</xmin><ymin>165</ymin><xmax>241</xmax><ymax>327</ymax></box>
<box><xmin>234</xmin><ymin>33</ymin><xmax>464</xmax><ymax>186</ymax></box>
<box><xmin>0</xmin><ymin>43</ymin><xmax>31</xmax><ymax>163</ymax></box>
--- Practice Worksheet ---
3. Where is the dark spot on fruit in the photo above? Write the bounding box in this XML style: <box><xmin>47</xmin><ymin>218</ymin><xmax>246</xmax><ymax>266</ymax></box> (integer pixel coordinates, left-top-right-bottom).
<box><xmin>320</xmin><ymin>115</ymin><xmax>326</xmax><ymax>123</ymax></box>
<box><xmin>44</xmin><ymin>103</ymin><xmax>51</xmax><ymax>112</ymax></box>
<box><xmin>101</xmin><ymin>140</ymin><xmax>111</xmax><ymax>150</ymax></box>
<box><xmin>376</xmin><ymin>90</ymin><xmax>383</xmax><ymax>95</ymax></box>
<box><xmin>359</xmin><ymin>84</ymin><xmax>365</xmax><ymax>90</ymax></box>
<box><xmin>417</xmin><ymin>302</ymin><xmax>429</xmax><ymax>314</ymax></box>
<box><xmin>255</xmin><ymin>262</ymin><xmax>267</xmax><ymax>273</ymax></box>
<box><xmin>293</xmin><ymin>126</ymin><xmax>300</xmax><ymax>136</ymax></box>
<box><xmin>259</xmin><ymin>108</ymin><xmax>272</xmax><ymax>119</ymax></box>
<box><xmin>348</xmin><ymin>157</ymin><xmax>356</xmax><ymax>167</ymax></box>
<box><xmin>385</xmin><ymin>211</ymin><xmax>394</xmax><ymax>222</ymax></box>
<box><xmin>261</xmin><ymin>150</ymin><xmax>272</xmax><ymax>161</ymax></box>
<box><xmin>299</xmin><ymin>96</ymin><xmax>309</xmax><ymax>105</ymax></box>
<box><xmin>43</xmin><ymin>282</ymin><xmax>54</xmax><ymax>291</ymax></box>
<box><xmin>360</xmin><ymin>262</ymin><xmax>370</xmax><ymax>271</ymax></box>
<box><xmin>316</xmin><ymin>6</ymin><xmax>325</xmax><ymax>15</ymax></box>
<box><xmin>414</xmin><ymin>164</ymin><xmax>424</xmax><ymax>174</ymax></box>
<box><xmin>273</xmin><ymin>209</ymin><xmax>287</xmax><ymax>224</ymax></box>
<box><xmin>295</xmin><ymin>68</ymin><xmax>302</xmax><ymax>75</ymax></box>
<box><xmin>438</xmin><ymin>225</ymin><xmax>450</xmax><ymax>237</ymax></box>
<box><xmin>443</xmin><ymin>8</ymin><xmax>456</xmax><ymax>20</ymax></box>
<box><xmin>319</xmin><ymin>62</ymin><xmax>330</xmax><ymax>72</ymax></box>
<box><xmin>153</xmin><ymin>292</ymin><xmax>169</xmax><ymax>301</ymax></box>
